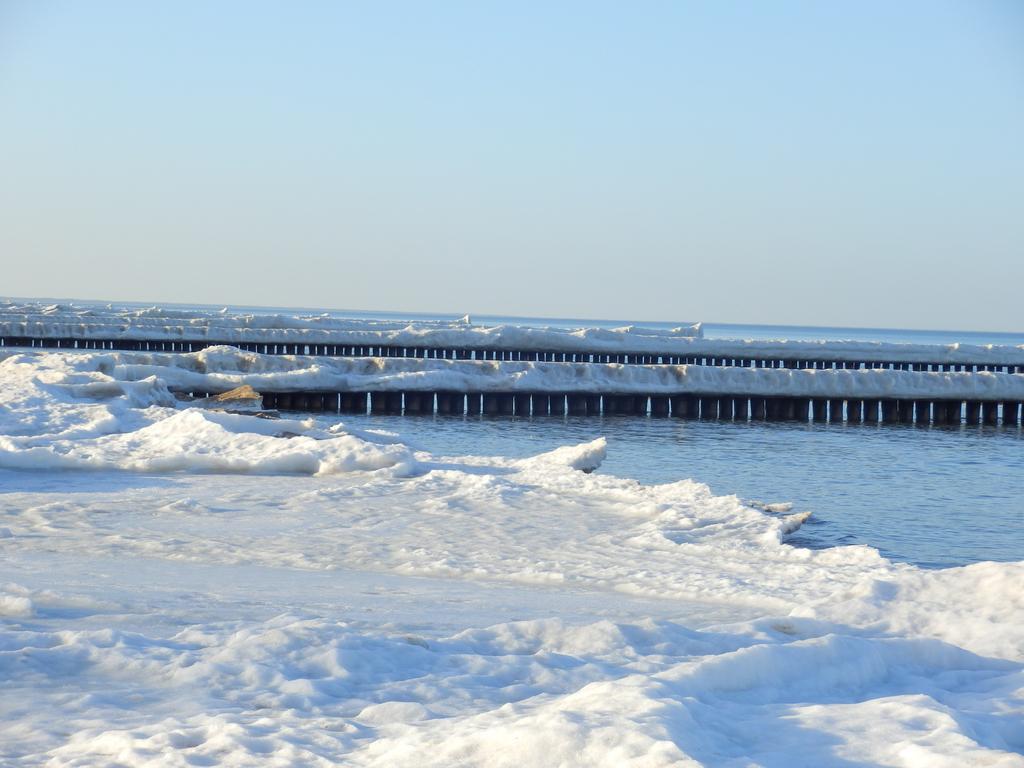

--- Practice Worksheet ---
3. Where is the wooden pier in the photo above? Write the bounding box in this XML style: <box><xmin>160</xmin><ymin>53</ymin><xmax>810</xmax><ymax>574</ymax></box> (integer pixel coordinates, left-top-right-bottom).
<box><xmin>3</xmin><ymin>335</ymin><xmax>1022</xmax><ymax>374</ymax></box>
<box><xmin>241</xmin><ymin>390</ymin><xmax>1022</xmax><ymax>426</ymax></box>
<box><xmin>7</xmin><ymin>333</ymin><xmax>1022</xmax><ymax>428</ymax></box>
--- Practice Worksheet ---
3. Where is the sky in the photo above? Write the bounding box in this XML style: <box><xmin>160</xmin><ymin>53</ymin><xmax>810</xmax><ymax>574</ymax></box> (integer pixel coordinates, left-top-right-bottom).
<box><xmin>2</xmin><ymin>1</ymin><xmax>1022</xmax><ymax>331</ymax></box>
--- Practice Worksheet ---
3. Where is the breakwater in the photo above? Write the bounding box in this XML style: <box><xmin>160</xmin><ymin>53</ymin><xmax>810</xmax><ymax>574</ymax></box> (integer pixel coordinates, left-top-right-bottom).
<box><xmin>245</xmin><ymin>390</ymin><xmax>1020</xmax><ymax>425</ymax></box>
<box><xmin>4</xmin><ymin>337</ymin><xmax>1023</xmax><ymax>374</ymax></box>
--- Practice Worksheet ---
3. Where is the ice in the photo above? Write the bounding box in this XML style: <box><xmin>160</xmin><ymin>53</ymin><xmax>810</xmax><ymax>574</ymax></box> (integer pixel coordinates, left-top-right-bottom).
<box><xmin>7</xmin><ymin>299</ymin><xmax>1024</xmax><ymax>366</ymax></box>
<box><xmin>5</xmin><ymin>346</ymin><xmax>1023</xmax><ymax>408</ymax></box>
<box><xmin>8</xmin><ymin>299</ymin><xmax>1024</xmax><ymax>367</ymax></box>
<box><xmin>0</xmin><ymin>351</ymin><xmax>417</xmax><ymax>476</ymax></box>
<box><xmin>0</xmin><ymin>350</ymin><xmax>1021</xmax><ymax>766</ymax></box>
<box><xmin>0</xmin><ymin>300</ymin><xmax>704</xmax><ymax>353</ymax></box>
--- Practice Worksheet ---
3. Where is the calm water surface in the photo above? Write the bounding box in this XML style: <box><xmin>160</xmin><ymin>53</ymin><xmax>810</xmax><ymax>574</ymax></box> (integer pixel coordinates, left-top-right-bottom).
<box><xmin>337</xmin><ymin>413</ymin><xmax>1024</xmax><ymax>569</ymax></box>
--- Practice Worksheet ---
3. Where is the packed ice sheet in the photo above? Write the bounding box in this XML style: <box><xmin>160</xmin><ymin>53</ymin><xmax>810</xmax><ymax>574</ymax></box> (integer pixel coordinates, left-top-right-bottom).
<box><xmin>1</xmin><ymin>351</ymin><xmax>1022</xmax><ymax>766</ymax></box>
<box><xmin>6</xmin><ymin>299</ymin><xmax>1024</xmax><ymax>365</ymax></box>
<box><xmin>5</xmin><ymin>347</ymin><xmax>1023</xmax><ymax>408</ymax></box>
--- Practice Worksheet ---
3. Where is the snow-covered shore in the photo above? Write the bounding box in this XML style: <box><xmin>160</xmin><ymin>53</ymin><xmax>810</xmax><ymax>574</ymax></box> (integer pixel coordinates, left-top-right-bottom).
<box><xmin>1</xmin><ymin>349</ymin><xmax>1021</xmax><ymax>766</ymax></box>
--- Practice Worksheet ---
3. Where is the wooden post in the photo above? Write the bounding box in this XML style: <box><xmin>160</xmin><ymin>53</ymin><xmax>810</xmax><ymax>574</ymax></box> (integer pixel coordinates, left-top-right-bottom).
<box><xmin>863</xmin><ymin>400</ymin><xmax>880</xmax><ymax>424</ymax></box>
<box><xmin>846</xmin><ymin>399</ymin><xmax>861</xmax><ymax>423</ymax></box>
<box><xmin>277</xmin><ymin>393</ymin><xmax>293</xmax><ymax>411</ymax></box>
<box><xmin>964</xmin><ymin>401</ymin><xmax>981</xmax><ymax>424</ymax></box>
<box><xmin>898</xmin><ymin>400</ymin><xmax>914</xmax><ymax>424</ymax></box>
<box><xmin>586</xmin><ymin>395</ymin><xmax>602</xmax><ymax>415</ymax></box>
<box><xmin>700</xmin><ymin>395</ymin><xmax>718</xmax><ymax>419</ymax></box>
<box><xmin>794</xmin><ymin>398</ymin><xmax>811</xmax><ymax>422</ymax></box>
<box><xmin>847</xmin><ymin>397</ymin><xmax>864</xmax><ymax>420</ymax></box>
<box><xmin>765</xmin><ymin>397</ymin><xmax>781</xmax><ymax>420</ymax></box>
<box><xmin>881</xmin><ymin>400</ymin><xmax>898</xmax><ymax>423</ymax></box>
<box><xmin>982</xmin><ymin>401</ymin><xmax>998</xmax><ymax>425</ymax></box>
<box><xmin>1004</xmin><ymin>402</ymin><xmax>1021</xmax><ymax>425</ymax></box>
<box><xmin>671</xmin><ymin>394</ymin><xmax>695</xmax><ymax>418</ymax></box>
<box><xmin>733</xmin><ymin>396</ymin><xmax>749</xmax><ymax>421</ymax></box>
<box><xmin>531</xmin><ymin>393</ymin><xmax>549</xmax><ymax>416</ymax></box>
<box><xmin>404</xmin><ymin>391</ymin><xmax>428</xmax><ymax>415</ymax></box>
<box><xmin>751</xmin><ymin>397</ymin><xmax>766</xmax><ymax>420</ymax></box>
<box><xmin>498</xmin><ymin>393</ymin><xmax>514</xmax><ymax>416</ymax></box>
<box><xmin>482</xmin><ymin>393</ymin><xmax>500</xmax><ymax>415</ymax></box>
<box><xmin>717</xmin><ymin>396</ymin><xmax>732</xmax><ymax>420</ymax></box>
<box><xmin>914</xmin><ymin>401</ymin><xmax>930</xmax><ymax>425</ymax></box>
<box><xmin>368</xmin><ymin>392</ymin><xmax>385</xmax><ymax>414</ymax></box>
<box><xmin>435</xmin><ymin>391</ymin><xmax>454</xmax><ymax>415</ymax></box>
<box><xmin>828</xmin><ymin>399</ymin><xmax>844</xmax><ymax>423</ymax></box>
<box><xmin>686</xmin><ymin>394</ymin><xmax>701</xmax><ymax>419</ymax></box>
<box><xmin>812</xmin><ymin>399</ymin><xmax>827</xmax><ymax>422</ymax></box>
<box><xmin>514</xmin><ymin>393</ymin><xmax>532</xmax><ymax>416</ymax></box>
<box><xmin>568</xmin><ymin>394</ymin><xmax>588</xmax><ymax>416</ymax></box>
<box><xmin>947</xmin><ymin>400</ymin><xmax>963</xmax><ymax>424</ymax></box>
<box><xmin>340</xmin><ymin>392</ymin><xmax>366</xmax><ymax>414</ymax></box>
<box><xmin>780</xmin><ymin>398</ymin><xmax>797</xmax><ymax>421</ymax></box>
<box><xmin>945</xmin><ymin>401</ymin><xmax>963</xmax><ymax>425</ymax></box>
<box><xmin>550</xmin><ymin>394</ymin><xmax>567</xmax><ymax>416</ymax></box>
<box><xmin>651</xmin><ymin>396</ymin><xmax>669</xmax><ymax>417</ymax></box>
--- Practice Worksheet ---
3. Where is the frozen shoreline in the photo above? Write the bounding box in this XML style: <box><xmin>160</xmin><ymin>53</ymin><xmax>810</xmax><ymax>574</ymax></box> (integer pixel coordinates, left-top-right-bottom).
<box><xmin>1</xmin><ymin>348</ymin><xmax>1021</xmax><ymax>766</ymax></box>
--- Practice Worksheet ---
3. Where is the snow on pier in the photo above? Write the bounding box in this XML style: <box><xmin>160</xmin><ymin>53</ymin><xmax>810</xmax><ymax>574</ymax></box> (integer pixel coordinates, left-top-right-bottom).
<box><xmin>0</xmin><ymin>301</ymin><xmax>703</xmax><ymax>354</ymax></box>
<box><xmin>4</xmin><ymin>301</ymin><xmax>1024</xmax><ymax>369</ymax></box>
<box><xmin>5</xmin><ymin>346</ymin><xmax>1021</xmax><ymax>426</ymax></box>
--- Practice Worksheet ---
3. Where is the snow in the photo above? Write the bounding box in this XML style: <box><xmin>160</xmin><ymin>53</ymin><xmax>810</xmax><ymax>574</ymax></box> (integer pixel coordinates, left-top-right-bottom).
<box><xmin>0</xmin><ymin>350</ymin><xmax>1022</xmax><ymax>766</ymax></box>
<box><xmin>0</xmin><ymin>300</ymin><xmax>704</xmax><ymax>352</ymax></box>
<box><xmin>7</xmin><ymin>299</ymin><xmax>1024</xmax><ymax>365</ymax></box>
<box><xmin>6</xmin><ymin>346</ymin><xmax>1023</xmax><ymax>404</ymax></box>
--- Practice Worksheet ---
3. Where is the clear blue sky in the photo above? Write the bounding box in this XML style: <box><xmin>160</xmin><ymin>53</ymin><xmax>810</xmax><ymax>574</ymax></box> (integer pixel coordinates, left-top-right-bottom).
<box><xmin>2</xmin><ymin>1</ymin><xmax>1022</xmax><ymax>330</ymax></box>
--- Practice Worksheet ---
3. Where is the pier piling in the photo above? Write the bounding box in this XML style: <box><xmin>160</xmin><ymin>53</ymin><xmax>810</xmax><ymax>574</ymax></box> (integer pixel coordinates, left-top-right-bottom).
<box><xmin>733</xmin><ymin>396</ymin><xmax>749</xmax><ymax>421</ymax></box>
<box><xmin>700</xmin><ymin>396</ymin><xmax>718</xmax><ymax>419</ymax></box>
<box><xmin>514</xmin><ymin>393</ymin><xmax>532</xmax><ymax>416</ymax></box>
<box><xmin>964</xmin><ymin>401</ymin><xmax>981</xmax><ymax>424</ymax></box>
<box><xmin>846</xmin><ymin>400</ymin><xmax>862</xmax><ymax>424</ymax></box>
<box><xmin>1004</xmin><ymin>402</ymin><xmax>1021</xmax><ymax>425</ymax></box>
